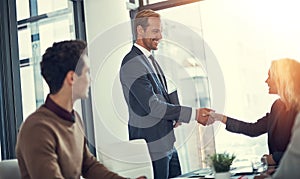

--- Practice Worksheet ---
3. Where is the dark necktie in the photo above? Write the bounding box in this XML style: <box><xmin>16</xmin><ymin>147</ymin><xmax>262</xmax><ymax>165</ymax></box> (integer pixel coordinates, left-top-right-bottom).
<box><xmin>149</xmin><ymin>55</ymin><xmax>168</xmax><ymax>91</ymax></box>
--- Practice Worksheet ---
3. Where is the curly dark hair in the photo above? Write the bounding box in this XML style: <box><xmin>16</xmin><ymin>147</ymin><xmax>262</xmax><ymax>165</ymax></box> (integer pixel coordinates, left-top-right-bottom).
<box><xmin>40</xmin><ymin>40</ymin><xmax>87</xmax><ymax>94</ymax></box>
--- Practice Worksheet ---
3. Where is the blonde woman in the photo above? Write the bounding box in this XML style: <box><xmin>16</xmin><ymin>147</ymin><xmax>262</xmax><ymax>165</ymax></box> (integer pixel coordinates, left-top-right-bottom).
<box><xmin>271</xmin><ymin>59</ymin><xmax>300</xmax><ymax>178</ymax></box>
<box><xmin>254</xmin><ymin>58</ymin><xmax>300</xmax><ymax>178</ymax></box>
<box><xmin>209</xmin><ymin>58</ymin><xmax>298</xmax><ymax>165</ymax></box>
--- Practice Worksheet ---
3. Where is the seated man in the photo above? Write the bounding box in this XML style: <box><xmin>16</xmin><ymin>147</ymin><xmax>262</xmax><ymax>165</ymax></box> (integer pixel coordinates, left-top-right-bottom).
<box><xmin>16</xmin><ymin>40</ymin><xmax>145</xmax><ymax>179</ymax></box>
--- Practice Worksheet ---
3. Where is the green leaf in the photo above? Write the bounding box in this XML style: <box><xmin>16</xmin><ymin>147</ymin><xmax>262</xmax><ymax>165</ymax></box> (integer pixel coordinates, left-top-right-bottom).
<box><xmin>208</xmin><ymin>152</ymin><xmax>236</xmax><ymax>173</ymax></box>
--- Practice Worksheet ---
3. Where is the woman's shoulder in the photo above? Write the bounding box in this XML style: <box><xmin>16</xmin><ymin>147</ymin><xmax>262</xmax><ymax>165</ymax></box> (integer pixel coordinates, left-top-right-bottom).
<box><xmin>271</xmin><ymin>98</ymin><xmax>285</xmax><ymax>108</ymax></box>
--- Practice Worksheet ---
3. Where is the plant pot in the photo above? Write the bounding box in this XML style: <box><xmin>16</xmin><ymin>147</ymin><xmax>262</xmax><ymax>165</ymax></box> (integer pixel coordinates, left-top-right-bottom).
<box><xmin>214</xmin><ymin>171</ymin><xmax>231</xmax><ymax>179</ymax></box>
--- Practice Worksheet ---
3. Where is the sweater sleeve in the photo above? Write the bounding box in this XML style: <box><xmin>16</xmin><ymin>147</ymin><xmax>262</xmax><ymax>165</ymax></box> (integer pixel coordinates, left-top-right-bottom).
<box><xmin>81</xmin><ymin>143</ymin><xmax>127</xmax><ymax>179</ymax></box>
<box><xmin>225</xmin><ymin>115</ymin><xmax>269</xmax><ymax>137</ymax></box>
<box><xmin>272</xmin><ymin>152</ymin><xmax>283</xmax><ymax>164</ymax></box>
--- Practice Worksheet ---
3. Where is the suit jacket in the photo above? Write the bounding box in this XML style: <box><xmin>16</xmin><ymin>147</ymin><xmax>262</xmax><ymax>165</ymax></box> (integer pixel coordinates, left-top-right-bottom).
<box><xmin>225</xmin><ymin>99</ymin><xmax>297</xmax><ymax>164</ymax></box>
<box><xmin>119</xmin><ymin>46</ymin><xmax>192</xmax><ymax>153</ymax></box>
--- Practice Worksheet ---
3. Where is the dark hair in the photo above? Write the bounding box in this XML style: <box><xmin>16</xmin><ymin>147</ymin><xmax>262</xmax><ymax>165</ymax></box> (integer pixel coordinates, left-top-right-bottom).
<box><xmin>40</xmin><ymin>40</ymin><xmax>87</xmax><ymax>94</ymax></box>
<box><xmin>134</xmin><ymin>9</ymin><xmax>160</xmax><ymax>40</ymax></box>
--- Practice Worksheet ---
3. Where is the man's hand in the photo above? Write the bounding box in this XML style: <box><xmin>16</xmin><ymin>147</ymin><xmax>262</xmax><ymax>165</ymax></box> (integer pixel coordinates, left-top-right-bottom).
<box><xmin>262</xmin><ymin>154</ymin><xmax>276</xmax><ymax>166</ymax></box>
<box><xmin>196</xmin><ymin>108</ymin><xmax>214</xmax><ymax>126</ymax></box>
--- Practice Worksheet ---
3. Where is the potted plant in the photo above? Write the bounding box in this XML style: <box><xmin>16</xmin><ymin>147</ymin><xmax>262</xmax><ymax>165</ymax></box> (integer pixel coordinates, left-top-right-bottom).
<box><xmin>209</xmin><ymin>152</ymin><xmax>236</xmax><ymax>179</ymax></box>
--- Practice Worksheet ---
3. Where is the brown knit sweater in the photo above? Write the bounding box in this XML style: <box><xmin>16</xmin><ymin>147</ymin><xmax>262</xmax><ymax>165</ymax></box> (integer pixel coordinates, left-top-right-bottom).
<box><xmin>16</xmin><ymin>106</ymin><xmax>126</xmax><ymax>179</ymax></box>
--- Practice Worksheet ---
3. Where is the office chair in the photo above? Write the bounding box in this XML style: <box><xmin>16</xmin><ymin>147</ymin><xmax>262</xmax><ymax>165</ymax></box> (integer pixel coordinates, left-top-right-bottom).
<box><xmin>99</xmin><ymin>139</ymin><xmax>153</xmax><ymax>179</ymax></box>
<box><xmin>0</xmin><ymin>159</ymin><xmax>21</xmax><ymax>179</ymax></box>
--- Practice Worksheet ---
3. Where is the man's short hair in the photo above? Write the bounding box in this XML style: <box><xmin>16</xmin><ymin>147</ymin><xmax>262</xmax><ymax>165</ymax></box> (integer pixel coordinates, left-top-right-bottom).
<box><xmin>40</xmin><ymin>40</ymin><xmax>87</xmax><ymax>94</ymax></box>
<box><xmin>134</xmin><ymin>9</ymin><xmax>160</xmax><ymax>40</ymax></box>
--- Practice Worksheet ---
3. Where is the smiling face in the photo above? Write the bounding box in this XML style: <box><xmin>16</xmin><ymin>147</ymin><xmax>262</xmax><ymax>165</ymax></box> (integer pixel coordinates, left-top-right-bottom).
<box><xmin>265</xmin><ymin>70</ymin><xmax>277</xmax><ymax>94</ymax></box>
<box><xmin>136</xmin><ymin>17</ymin><xmax>162</xmax><ymax>51</ymax></box>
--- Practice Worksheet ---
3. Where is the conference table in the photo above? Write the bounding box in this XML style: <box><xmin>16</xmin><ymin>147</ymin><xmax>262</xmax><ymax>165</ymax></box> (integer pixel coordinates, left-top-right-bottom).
<box><xmin>175</xmin><ymin>168</ymin><xmax>258</xmax><ymax>179</ymax></box>
<box><xmin>175</xmin><ymin>161</ymin><xmax>260</xmax><ymax>179</ymax></box>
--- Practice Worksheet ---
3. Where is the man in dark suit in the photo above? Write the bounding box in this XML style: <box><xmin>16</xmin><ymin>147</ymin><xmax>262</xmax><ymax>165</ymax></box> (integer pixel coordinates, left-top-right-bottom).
<box><xmin>119</xmin><ymin>9</ymin><xmax>212</xmax><ymax>179</ymax></box>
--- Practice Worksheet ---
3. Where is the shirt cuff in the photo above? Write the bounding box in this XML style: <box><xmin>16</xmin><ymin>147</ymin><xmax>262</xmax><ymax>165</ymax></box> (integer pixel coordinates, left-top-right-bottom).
<box><xmin>191</xmin><ymin>107</ymin><xmax>196</xmax><ymax>121</ymax></box>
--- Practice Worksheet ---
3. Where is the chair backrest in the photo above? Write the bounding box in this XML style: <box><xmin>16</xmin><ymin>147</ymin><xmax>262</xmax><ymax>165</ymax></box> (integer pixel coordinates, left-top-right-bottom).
<box><xmin>98</xmin><ymin>139</ymin><xmax>153</xmax><ymax>179</ymax></box>
<box><xmin>0</xmin><ymin>159</ymin><xmax>21</xmax><ymax>179</ymax></box>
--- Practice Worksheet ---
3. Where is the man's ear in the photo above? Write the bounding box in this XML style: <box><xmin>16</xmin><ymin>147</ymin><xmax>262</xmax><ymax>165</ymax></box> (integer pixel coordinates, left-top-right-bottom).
<box><xmin>137</xmin><ymin>25</ymin><xmax>144</xmax><ymax>35</ymax></box>
<box><xmin>66</xmin><ymin>71</ymin><xmax>76</xmax><ymax>85</ymax></box>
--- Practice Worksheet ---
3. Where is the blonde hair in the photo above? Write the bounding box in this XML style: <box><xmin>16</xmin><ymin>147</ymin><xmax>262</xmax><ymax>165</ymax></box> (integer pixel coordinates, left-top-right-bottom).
<box><xmin>270</xmin><ymin>58</ymin><xmax>300</xmax><ymax>110</ymax></box>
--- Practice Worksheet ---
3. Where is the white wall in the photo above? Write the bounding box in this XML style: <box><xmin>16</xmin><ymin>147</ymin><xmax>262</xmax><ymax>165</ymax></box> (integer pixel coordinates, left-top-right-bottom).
<box><xmin>85</xmin><ymin>0</ymin><xmax>131</xmax><ymax>144</ymax></box>
<box><xmin>85</xmin><ymin>0</ymin><xmax>130</xmax><ymax>42</ymax></box>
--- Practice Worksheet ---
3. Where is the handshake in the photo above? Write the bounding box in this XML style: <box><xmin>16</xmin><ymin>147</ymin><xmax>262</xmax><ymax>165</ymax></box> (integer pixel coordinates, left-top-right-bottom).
<box><xmin>196</xmin><ymin>108</ymin><xmax>226</xmax><ymax>126</ymax></box>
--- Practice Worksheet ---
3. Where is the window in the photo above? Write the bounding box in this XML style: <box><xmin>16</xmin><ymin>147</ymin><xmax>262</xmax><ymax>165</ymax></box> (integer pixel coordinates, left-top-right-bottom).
<box><xmin>16</xmin><ymin>0</ymin><xmax>76</xmax><ymax>119</ymax></box>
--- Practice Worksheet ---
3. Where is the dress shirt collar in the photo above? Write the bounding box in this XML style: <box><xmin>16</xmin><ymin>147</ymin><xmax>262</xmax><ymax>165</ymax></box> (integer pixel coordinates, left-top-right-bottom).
<box><xmin>44</xmin><ymin>94</ymin><xmax>75</xmax><ymax>123</ymax></box>
<box><xmin>134</xmin><ymin>43</ymin><xmax>152</xmax><ymax>58</ymax></box>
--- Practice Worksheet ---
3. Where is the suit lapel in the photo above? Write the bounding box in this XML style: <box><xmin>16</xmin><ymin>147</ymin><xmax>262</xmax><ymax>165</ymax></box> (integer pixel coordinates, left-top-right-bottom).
<box><xmin>132</xmin><ymin>46</ymin><xmax>170</xmax><ymax>101</ymax></box>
